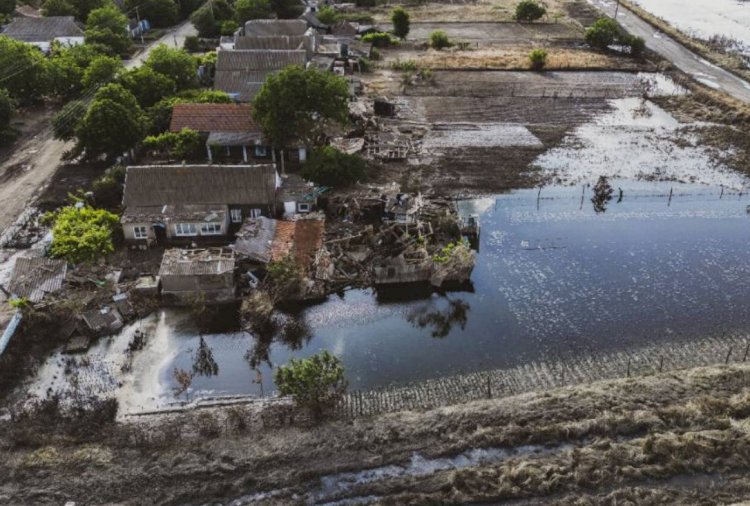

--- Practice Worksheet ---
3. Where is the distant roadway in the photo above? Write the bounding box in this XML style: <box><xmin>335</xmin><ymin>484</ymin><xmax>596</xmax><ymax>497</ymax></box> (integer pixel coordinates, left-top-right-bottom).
<box><xmin>590</xmin><ymin>0</ymin><xmax>750</xmax><ymax>103</ymax></box>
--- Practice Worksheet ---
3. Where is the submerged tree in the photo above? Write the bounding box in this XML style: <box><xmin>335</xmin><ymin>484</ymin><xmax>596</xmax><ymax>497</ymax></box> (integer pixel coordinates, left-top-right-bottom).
<box><xmin>192</xmin><ymin>336</ymin><xmax>219</xmax><ymax>377</ymax></box>
<box><xmin>173</xmin><ymin>367</ymin><xmax>194</xmax><ymax>402</ymax></box>
<box><xmin>591</xmin><ymin>175</ymin><xmax>613</xmax><ymax>214</ymax></box>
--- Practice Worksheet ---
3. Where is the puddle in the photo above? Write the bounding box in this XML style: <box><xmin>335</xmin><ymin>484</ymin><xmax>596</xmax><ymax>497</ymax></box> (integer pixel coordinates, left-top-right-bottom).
<box><xmin>533</xmin><ymin>98</ymin><xmax>743</xmax><ymax>188</ymax></box>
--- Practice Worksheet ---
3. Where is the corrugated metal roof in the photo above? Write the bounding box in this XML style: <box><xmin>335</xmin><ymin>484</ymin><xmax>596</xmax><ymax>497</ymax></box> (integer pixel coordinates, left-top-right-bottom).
<box><xmin>8</xmin><ymin>256</ymin><xmax>67</xmax><ymax>302</ymax></box>
<box><xmin>235</xmin><ymin>35</ymin><xmax>307</xmax><ymax>50</ymax></box>
<box><xmin>3</xmin><ymin>16</ymin><xmax>83</xmax><ymax>42</ymax></box>
<box><xmin>232</xmin><ymin>217</ymin><xmax>277</xmax><ymax>263</ymax></box>
<box><xmin>244</xmin><ymin>19</ymin><xmax>307</xmax><ymax>37</ymax></box>
<box><xmin>122</xmin><ymin>165</ymin><xmax>277</xmax><ymax>208</ymax></box>
<box><xmin>159</xmin><ymin>248</ymin><xmax>236</xmax><ymax>276</ymax></box>
<box><xmin>216</xmin><ymin>49</ymin><xmax>306</xmax><ymax>71</ymax></box>
<box><xmin>207</xmin><ymin>131</ymin><xmax>263</xmax><ymax>146</ymax></box>
<box><xmin>170</xmin><ymin>103</ymin><xmax>257</xmax><ymax>133</ymax></box>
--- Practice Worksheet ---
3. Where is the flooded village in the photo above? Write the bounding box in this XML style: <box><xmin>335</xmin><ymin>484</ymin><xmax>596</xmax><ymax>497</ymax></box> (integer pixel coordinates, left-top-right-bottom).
<box><xmin>1</xmin><ymin>0</ymin><xmax>750</xmax><ymax>503</ymax></box>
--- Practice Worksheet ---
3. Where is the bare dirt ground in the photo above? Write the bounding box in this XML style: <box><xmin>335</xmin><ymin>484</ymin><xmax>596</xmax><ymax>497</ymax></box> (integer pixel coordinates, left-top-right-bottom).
<box><xmin>3</xmin><ymin>364</ymin><xmax>750</xmax><ymax>504</ymax></box>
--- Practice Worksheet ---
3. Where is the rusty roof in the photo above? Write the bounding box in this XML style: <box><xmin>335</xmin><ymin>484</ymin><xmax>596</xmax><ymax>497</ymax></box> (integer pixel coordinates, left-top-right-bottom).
<box><xmin>169</xmin><ymin>103</ymin><xmax>258</xmax><ymax>133</ymax></box>
<box><xmin>270</xmin><ymin>218</ymin><xmax>324</xmax><ymax>271</ymax></box>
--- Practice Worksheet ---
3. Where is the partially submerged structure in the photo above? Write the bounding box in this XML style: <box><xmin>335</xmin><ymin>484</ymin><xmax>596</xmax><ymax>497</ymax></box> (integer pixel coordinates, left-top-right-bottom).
<box><xmin>121</xmin><ymin>164</ymin><xmax>278</xmax><ymax>245</ymax></box>
<box><xmin>159</xmin><ymin>248</ymin><xmax>237</xmax><ymax>304</ymax></box>
<box><xmin>81</xmin><ymin>306</ymin><xmax>124</xmax><ymax>336</ymax></box>
<box><xmin>2</xmin><ymin>16</ymin><xmax>83</xmax><ymax>52</ymax></box>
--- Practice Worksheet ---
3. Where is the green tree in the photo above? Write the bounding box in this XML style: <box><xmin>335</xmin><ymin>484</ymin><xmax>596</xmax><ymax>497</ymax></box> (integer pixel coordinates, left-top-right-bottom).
<box><xmin>429</xmin><ymin>30</ymin><xmax>451</xmax><ymax>49</ymax></box>
<box><xmin>85</xmin><ymin>5</ymin><xmax>132</xmax><ymax>56</ymax></box>
<box><xmin>48</xmin><ymin>43</ymin><xmax>107</xmax><ymax>97</ymax></box>
<box><xmin>0</xmin><ymin>37</ymin><xmax>50</xmax><ymax>102</ymax></box>
<box><xmin>46</xmin><ymin>205</ymin><xmax>120</xmax><ymax>263</ymax></box>
<box><xmin>0</xmin><ymin>89</ymin><xmax>16</xmax><ymax>146</ymax></box>
<box><xmin>252</xmin><ymin>65</ymin><xmax>349</xmax><ymax>148</ymax></box>
<box><xmin>316</xmin><ymin>5</ymin><xmax>337</xmax><ymax>25</ymax></box>
<box><xmin>301</xmin><ymin>146</ymin><xmax>366</xmax><ymax>188</ymax></box>
<box><xmin>391</xmin><ymin>7</ymin><xmax>410</xmax><ymax>39</ymax></box>
<box><xmin>41</xmin><ymin>0</ymin><xmax>76</xmax><ymax>16</ymax></box>
<box><xmin>269</xmin><ymin>0</ymin><xmax>302</xmax><ymax>19</ymax></box>
<box><xmin>68</xmin><ymin>0</ymin><xmax>108</xmax><ymax>20</ymax></box>
<box><xmin>585</xmin><ymin>17</ymin><xmax>621</xmax><ymax>50</ymax></box>
<box><xmin>190</xmin><ymin>4</ymin><xmax>218</xmax><ymax>37</ymax></box>
<box><xmin>274</xmin><ymin>351</ymin><xmax>347</xmax><ymax>420</ymax></box>
<box><xmin>82</xmin><ymin>54</ymin><xmax>123</xmax><ymax>89</ymax></box>
<box><xmin>221</xmin><ymin>19</ymin><xmax>239</xmax><ymax>35</ymax></box>
<box><xmin>514</xmin><ymin>0</ymin><xmax>546</xmax><ymax>22</ymax></box>
<box><xmin>528</xmin><ymin>48</ymin><xmax>548</xmax><ymax>69</ymax></box>
<box><xmin>125</xmin><ymin>0</ymin><xmax>178</xmax><ymax>28</ymax></box>
<box><xmin>143</xmin><ymin>128</ymin><xmax>202</xmax><ymax>158</ymax></box>
<box><xmin>0</xmin><ymin>0</ymin><xmax>16</xmax><ymax>16</ymax></box>
<box><xmin>144</xmin><ymin>44</ymin><xmax>197</xmax><ymax>90</ymax></box>
<box><xmin>75</xmin><ymin>84</ymin><xmax>145</xmax><ymax>157</ymax></box>
<box><xmin>235</xmin><ymin>0</ymin><xmax>270</xmax><ymax>23</ymax></box>
<box><xmin>52</xmin><ymin>100</ymin><xmax>87</xmax><ymax>141</ymax></box>
<box><xmin>119</xmin><ymin>66</ymin><xmax>175</xmax><ymax>108</ymax></box>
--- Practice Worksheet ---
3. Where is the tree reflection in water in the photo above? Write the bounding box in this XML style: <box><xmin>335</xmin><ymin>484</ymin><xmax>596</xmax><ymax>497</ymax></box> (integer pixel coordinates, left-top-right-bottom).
<box><xmin>408</xmin><ymin>297</ymin><xmax>471</xmax><ymax>338</ymax></box>
<box><xmin>244</xmin><ymin>312</ymin><xmax>312</xmax><ymax>369</ymax></box>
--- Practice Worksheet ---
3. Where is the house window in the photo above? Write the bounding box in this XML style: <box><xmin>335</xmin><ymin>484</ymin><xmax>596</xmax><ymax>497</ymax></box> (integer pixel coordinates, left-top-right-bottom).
<box><xmin>133</xmin><ymin>225</ymin><xmax>148</xmax><ymax>239</ymax></box>
<box><xmin>249</xmin><ymin>208</ymin><xmax>262</xmax><ymax>218</ymax></box>
<box><xmin>174</xmin><ymin>223</ymin><xmax>197</xmax><ymax>236</ymax></box>
<box><xmin>254</xmin><ymin>145</ymin><xmax>267</xmax><ymax>157</ymax></box>
<box><xmin>230</xmin><ymin>208</ymin><xmax>242</xmax><ymax>223</ymax></box>
<box><xmin>297</xmin><ymin>203</ymin><xmax>311</xmax><ymax>213</ymax></box>
<box><xmin>200</xmin><ymin>223</ymin><xmax>222</xmax><ymax>235</ymax></box>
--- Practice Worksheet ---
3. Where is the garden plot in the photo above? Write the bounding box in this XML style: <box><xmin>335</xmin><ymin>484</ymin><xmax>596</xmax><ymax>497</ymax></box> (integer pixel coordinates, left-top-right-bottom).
<box><xmin>404</xmin><ymin>22</ymin><xmax>579</xmax><ymax>43</ymax></box>
<box><xmin>422</xmin><ymin>123</ymin><xmax>544</xmax><ymax>149</ymax></box>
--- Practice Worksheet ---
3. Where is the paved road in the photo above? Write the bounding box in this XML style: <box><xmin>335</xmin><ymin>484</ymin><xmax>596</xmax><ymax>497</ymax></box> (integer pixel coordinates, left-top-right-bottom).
<box><xmin>590</xmin><ymin>0</ymin><xmax>750</xmax><ymax>103</ymax></box>
<box><xmin>0</xmin><ymin>21</ymin><xmax>197</xmax><ymax>234</ymax></box>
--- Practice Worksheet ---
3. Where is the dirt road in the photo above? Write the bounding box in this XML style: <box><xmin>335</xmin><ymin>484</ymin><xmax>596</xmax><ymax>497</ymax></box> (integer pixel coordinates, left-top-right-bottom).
<box><xmin>591</xmin><ymin>0</ymin><xmax>750</xmax><ymax>103</ymax></box>
<box><xmin>0</xmin><ymin>21</ymin><xmax>197</xmax><ymax>235</ymax></box>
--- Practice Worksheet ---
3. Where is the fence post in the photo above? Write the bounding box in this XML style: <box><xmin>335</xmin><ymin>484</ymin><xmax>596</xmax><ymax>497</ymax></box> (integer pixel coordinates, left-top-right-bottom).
<box><xmin>659</xmin><ymin>356</ymin><xmax>664</xmax><ymax>373</ymax></box>
<box><xmin>726</xmin><ymin>346</ymin><xmax>733</xmax><ymax>365</ymax></box>
<box><xmin>627</xmin><ymin>358</ymin><xmax>630</xmax><ymax>378</ymax></box>
<box><xmin>486</xmin><ymin>376</ymin><xmax>492</xmax><ymax>399</ymax></box>
<box><xmin>743</xmin><ymin>342</ymin><xmax>750</xmax><ymax>362</ymax></box>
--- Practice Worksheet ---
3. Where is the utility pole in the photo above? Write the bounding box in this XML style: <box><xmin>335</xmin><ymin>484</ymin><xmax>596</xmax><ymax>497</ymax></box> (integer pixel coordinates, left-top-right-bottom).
<box><xmin>135</xmin><ymin>6</ymin><xmax>144</xmax><ymax>45</ymax></box>
<box><xmin>614</xmin><ymin>0</ymin><xmax>621</xmax><ymax>18</ymax></box>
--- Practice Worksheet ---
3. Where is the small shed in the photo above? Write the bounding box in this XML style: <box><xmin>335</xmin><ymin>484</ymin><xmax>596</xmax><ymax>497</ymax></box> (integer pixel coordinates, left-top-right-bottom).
<box><xmin>159</xmin><ymin>248</ymin><xmax>237</xmax><ymax>304</ymax></box>
<box><xmin>81</xmin><ymin>306</ymin><xmax>124</xmax><ymax>336</ymax></box>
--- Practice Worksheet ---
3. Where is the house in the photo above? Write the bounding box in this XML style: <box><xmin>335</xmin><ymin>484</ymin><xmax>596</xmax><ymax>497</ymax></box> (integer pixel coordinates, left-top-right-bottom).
<box><xmin>121</xmin><ymin>164</ymin><xmax>279</xmax><ymax>245</ymax></box>
<box><xmin>2</xmin><ymin>16</ymin><xmax>84</xmax><ymax>52</ymax></box>
<box><xmin>383</xmin><ymin>193</ymin><xmax>424</xmax><ymax>224</ymax></box>
<box><xmin>214</xmin><ymin>49</ymin><xmax>307</xmax><ymax>102</ymax></box>
<box><xmin>7</xmin><ymin>255</ymin><xmax>67</xmax><ymax>302</ymax></box>
<box><xmin>159</xmin><ymin>248</ymin><xmax>236</xmax><ymax>304</ymax></box>
<box><xmin>169</xmin><ymin>103</ymin><xmax>268</xmax><ymax>162</ymax></box>
<box><xmin>243</xmin><ymin>19</ymin><xmax>308</xmax><ymax>37</ymax></box>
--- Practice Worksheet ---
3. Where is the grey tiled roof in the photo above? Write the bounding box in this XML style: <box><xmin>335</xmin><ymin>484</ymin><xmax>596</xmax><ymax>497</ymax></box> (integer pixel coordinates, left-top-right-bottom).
<box><xmin>3</xmin><ymin>16</ymin><xmax>83</xmax><ymax>42</ymax></box>
<box><xmin>234</xmin><ymin>35</ymin><xmax>307</xmax><ymax>50</ymax></box>
<box><xmin>244</xmin><ymin>19</ymin><xmax>307</xmax><ymax>37</ymax></box>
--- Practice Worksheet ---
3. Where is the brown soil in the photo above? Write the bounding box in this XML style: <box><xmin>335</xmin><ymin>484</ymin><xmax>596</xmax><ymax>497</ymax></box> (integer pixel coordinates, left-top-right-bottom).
<box><xmin>3</xmin><ymin>364</ymin><xmax>750</xmax><ymax>504</ymax></box>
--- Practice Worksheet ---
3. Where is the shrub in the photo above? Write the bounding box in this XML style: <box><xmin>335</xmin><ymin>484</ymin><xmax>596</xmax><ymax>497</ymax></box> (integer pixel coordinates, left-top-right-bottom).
<box><xmin>584</xmin><ymin>17</ymin><xmax>621</xmax><ymax>50</ymax></box>
<box><xmin>235</xmin><ymin>0</ymin><xmax>271</xmax><ymax>23</ymax></box>
<box><xmin>92</xmin><ymin>164</ymin><xmax>125</xmax><ymax>207</ymax></box>
<box><xmin>45</xmin><ymin>205</ymin><xmax>119</xmax><ymax>263</ymax></box>
<box><xmin>391</xmin><ymin>7</ymin><xmax>410</xmax><ymax>39</ymax></box>
<box><xmin>515</xmin><ymin>0</ymin><xmax>546</xmax><ymax>22</ymax></box>
<box><xmin>301</xmin><ymin>146</ymin><xmax>367</xmax><ymax>188</ymax></box>
<box><xmin>265</xmin><ymin>255</ymin><xmax>302</xmax><ymax>297</ymax></box>
<box><xmin>623</xmin><ymin>33</ymin><xmax>646</xmax><ymax>57</ymax></box>
<box><xmin>125</xmin><ymin>0</ymin><xmax>178</xmax><ymax>28</ymax></box>
<box><xmin>274</xmin><ymin>351</ymin><xmax>347</xmax><ymax>420</ymax></box>
<box><xmin>143</xmin><ymin>128</ymin><xmax>202</xmax><ymax>159</ymax></box>
<box><xmin>391</xmin><ymin>59</ymin><xmax>418</xmax><ymax>71</ymax></box>
<box><xmin>370</xmin><ymin>46</ymin><xmax>380</xmax><ymax>60</ymax></box>
<box><xmin>85</xmin><ymin>5</ymin><xmax>132</xmax><ymax>56</ymax></box>
<box><xmin>221</xmin><ymin>19</ymin><xmax>239</xmax><ymax>35</ymax></box>
<box><xmin>316</xmin><ymin>5</ymin><xmax>338</xmax><ymax>25</ymax></box>
<box><xmin>362</xmin><ymin>31</ymin><xmax>399</xmax><ymax>48</ymax></box>
<box><xmin>528</xmin><ymin>48</ymin><xmax>548</xmax><ymax>69</ymax></box>
<box><xmin>429</xmin><ymin>30</ymin><xmax>451</xmax><ymax>49</ymax></box>
<box><xmin>183</xmin><ymin>35</ymin><xmax>201</xmax><ymax>52</ymax></box>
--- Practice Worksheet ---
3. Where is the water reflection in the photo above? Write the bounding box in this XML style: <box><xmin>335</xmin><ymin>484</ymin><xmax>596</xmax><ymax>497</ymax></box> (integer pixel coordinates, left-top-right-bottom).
<box><xmin>408</xmin><ymin>298</ymin><xmax>471</xmax><ymax>338</ymax></box>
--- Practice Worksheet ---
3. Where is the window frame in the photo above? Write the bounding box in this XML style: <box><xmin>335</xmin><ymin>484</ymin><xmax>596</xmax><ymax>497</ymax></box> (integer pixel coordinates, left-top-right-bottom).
<box><xmin>174</xmin><ymin>223</ymin><xmax>197</xmax><ymax>236</ymax></box>
<box><xmin>297</xmin><ymin>202</ymin><xmax>311</xmax><ymax>213</ymax></box>
<box><xmin>230</xmin><ymin>208</ymin><xmax>242</xmax><ymax>223</ymax></box>
<box><xmin>249</xmin><ymin>208</ymin><xmax>262</xmax><ymax>218</ymax></box>
<box><xmin>200</xmin><ymin>222</ymin><xmax>222</xmax><ymax>235</ymax></box>
<box><xmin>133</xmin><ymin>225</ymin><xmax>148</xmax><ymax>239</ymax></box>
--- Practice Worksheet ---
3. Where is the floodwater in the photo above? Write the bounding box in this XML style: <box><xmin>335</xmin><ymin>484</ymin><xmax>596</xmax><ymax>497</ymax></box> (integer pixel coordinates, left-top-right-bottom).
<box><xmin>632</xmin><ymin>0</ymin><xmax>750</xmax><ymax>57</ymax></box>
<box><xmin>80</xmin><ymin>179</ymin><xmax>750</xmax><ymax>412</ymax></box>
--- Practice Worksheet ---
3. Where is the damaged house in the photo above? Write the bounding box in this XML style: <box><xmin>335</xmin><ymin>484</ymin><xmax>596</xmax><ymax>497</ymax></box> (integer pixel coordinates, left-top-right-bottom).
<box><xmin>121</xmin><ymin>164</ymin><xmax>278</xmax><ymax>245</ymax></box>
<box><xmin>159</xmin><ymin>248</ymin><xmax>237</xmax><ymax>304</ymax></box>
<box><xmin>383</xmin><ymin>193</ymin><xmax>424</xmax><ymax>224</ymax></box>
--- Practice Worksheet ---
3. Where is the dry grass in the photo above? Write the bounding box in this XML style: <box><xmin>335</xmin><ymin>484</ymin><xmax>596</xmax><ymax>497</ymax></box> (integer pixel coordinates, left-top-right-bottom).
<box><xmin>369</xmin><ymin>0</ymin><xmax>570</xmax><ymax>23</ymax></box>
<box><xmin>410</xmin><ymin>47</ymin><xmax>645</xmax><ymax>71</ymax></box>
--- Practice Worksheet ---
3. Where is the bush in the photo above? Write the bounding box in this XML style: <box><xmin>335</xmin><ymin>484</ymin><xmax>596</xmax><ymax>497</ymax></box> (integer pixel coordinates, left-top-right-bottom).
<box><xmin>183</xmin><ymin>35</ymin><xmax>201</xmax><ymax>52</ymax></box>
<box><xmin>585</xmin><ymin>17</ymin><xmax>621</xmax><ymax>50</ymax></box>
<box><xmin>235</xmin><ymin>0</ymin><xmax>271</xmax><ymax>23</ymax></box>
<box><xmin>429</xmin><ymin>30</ymin><xmax>451</xmax><ymax>49</ymax></box>
<box><xmin>528</xmin><ymin>48</ymin><xmax>548</xmax><ymax>69</ymax></box>
<box><xmin>274</xmin><ymin>351</ymin><xmax>347</xmax><ymax>420</ymax></box>
<box><xmin>41</xmin><ymin>0</ymin><xmax>76</xmax><ymax>16</ymax></box>
<box><xmin>391</xmin><ymin>59</ymin><xmax>418</xmax><ymax>71</ymax></box>
<box><xmin>391</xmin><ymin>7</ymin><xmax>410</xmax><ymax>39</ymax></box>
<box><xmin>301</xmin><ymin>146</ymin><xmax>367</xmax><ymax>188</ymax></box>
<box><xmin>515</xmin><ymin>0</ymin><xmax>546</xmax><ymax>22</ymax></box>
<box><xmin>125</xmin><ymin>0</ymin><xmax>178</xmax><ymax>28</ymax></box>
<box><xmin>190</xmin><ymin>4</ymin><xmax>219</xmax><ymax>38</ymax></box>
<box><xmin>623</xmin><ymin>33</ymin><xmax>646</xmax><ymax>57</ymax></box>
<box><xmin>362</xmin><ymin>31</ymin><xmax>399</xmax><ymax>48</ymax></box>
<box><xmin>143</xmin><ymin>128</ymin><xmax>202</xmax><ymax>159</ymax></box>
<box><xmin>92</xmin><ymin>164</ymin><xmax>125</xmax><ymax>207</ymax></box>
<box><xmin>220</xmin><ymin>19</ymin><xmax>239</xmax><ymax>35</ymax></box>
<box><xmin>316</xmin><ymin>5</ymin><xmax>338</xmax><ymax>25</ymax></box>
<box><xmin>45</xmin><ymin>205</ymin><xmax>119</xmax><ymax>263</ymax></box>
<box><xmin>81</xmin><ymin>54</ymin><xmax>122</xmax><ymax>89</ymax></box>
<box><xmin>265</xmin><ymin>255</ymin><xmax>302</xmax><ymax>297</ymax></box>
